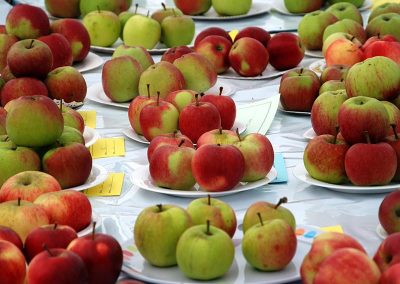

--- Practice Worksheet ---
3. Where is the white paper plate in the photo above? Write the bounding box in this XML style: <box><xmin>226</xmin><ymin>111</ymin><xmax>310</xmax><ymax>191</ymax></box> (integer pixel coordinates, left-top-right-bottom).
<box><xmin>83</xmin><ymin>126</ymin><xmax>100</xmax><ymax>148</ymax></box>
<box><xmin>77</xmin><ymin>212</ymin><xmax>102</xmax><ymax>237</ymax></box>
<box><xmin>73</xmin><ymin>52</ymin><xmax>104</xmax><ymax>73</ymax></box>
<box><xmin>293</xmin><ymin>163</ymin><xmax>400</xmax><ymax>194</ymax></box>
<box><xmin>219</xmin><ymin>64</ymin><xmax>287</xmax><ymax>80</ymax></box>
<box><xmin>376</xmin><ymin>224</ymin><xmax>388</xmax><ymax>240</ymax></box>
<box><xmin>66</xmin><ymin>164</ymin><xmax>109</xmax><ymax>191</ymax></box>
<box><xmin>130</xmin><ymin>165</ymin><xmax>277</xmax><ymax>198</ymax></box>
<box><xmin>85</xmin><ymin>82</ymin><xmax>236</xmax><ymax>109</ymax></box>
<box><xmin>309</xmin><ymin>59</ymin><xmax>326</xmax><ymax>76</ymax></box>
<box><xmin>278</xmin><ymin>103</ymin><xmax>311</xmax><ymax>116</ymax></box>
<box><xmin>91</xmin><ymin>39</ymin><xmax>174</xmax><ymax>55</ymax></box>
<box><xmin>305</xmin><ymin>49</ymin><xmax>323</xmax><ymax>59</ymax></box>
<box><xmin>123</xmin><ymin>121</ymin><xmax>247</xmax><ymax>145</ymax></box>
<box><xmin>303</xmin><ymin>128</ymin><xmax>316</xmax><ymax>140</ymax></box>
<box><xmin>190</xmin><ymin>0</ymin><xmax>270</xmax><ymax>20</ymax></box>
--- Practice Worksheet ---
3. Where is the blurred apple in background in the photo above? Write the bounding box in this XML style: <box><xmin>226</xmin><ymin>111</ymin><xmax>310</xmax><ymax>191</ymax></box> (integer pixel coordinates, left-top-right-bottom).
<box><xmin>6</xmin><ymin>4</ymin><xmax>50</xmax><ymax>39</ymax></box>
<box><xmin>212</xmin><ymin>0</ymin><xmax>252</xmax><ymax>16</ymax></box>
<box><xmin>298</xmin><ymin>10</ymin><xmax>338</xmax><ymax>50</ymax></box>
<box><xmin>161</xmin><ymin>45</ymin><xmax>194</xmax><ymax>63</ymax></box>
<box><xmin>234</xmin><ymin>26</ymin><xmax>270</xmax><ymax>47</ymax></box>
<box><xmin>330</xmin><ymin>0</ymin><xmax>365</xmax><ymax>8</ymax></box>
<box><xmin>284</xmin><ymin>0</ymin><xmax>323</xmax><ymax>13</ymax></box>
<box><xmin>196</xmin><ymin>128</ymin><xmax>239</xmax><ymax>147</ymax></box>
<box><xmin>374</xmin><ymin>232</ymin><xmax>400</xmax><ymax>272</ymax></box>
<box><xmin>38</xmin><ymin>33</ymin><xmax>73</xmax><ymax>70</ymax></box>
<box><xmin>102</xmin><ymin>56</ymin><xmax>143</xmax><ymax>103</ymax></box>
<box><xmin>319</xmin><ymin>80</ymin><xmax>346</xmax><ymax>94</ymax></box>
<box><xmin>173</xmin><ymin>52</ymin><xmax>217</xmax><ymax>93</ymax></box>
<box><xmin>176</xmin><ymin>222</ymin><xmax>234</xmax><ymax>280</ymax></box>
<box><xmin>368</xmin><ymin>2</ymin><xmax>400</xmax><ymax>22</ymax></box>
<box><xmin>0</xmin><ymin>34</ymin><xmax>18</xmax><ymax>71</ymax></box>
<box><xmin>112</xmin><ymin>45</ymin><xmax>154</xmax><ymax>70</ymax></box>
<box><xmin>379</xmin><ymin>191</ymin><xmax>400</xmax><ymax>234</ymax></box>
<box><xmin>50</xmin><ymin>19</ymin><xmax>91</xmax><ymax>62</ymax></box>
<box><xmin>0</xmin><ymin>171</ymin><xmax>61</xmax><ymax>203</ymax></box>
<box><xmin>1</xmin><ymin>77</ymin><xmax>48</xmax><ymax>107</ymax></box>
<box><xmin>80</xmin><ymin>0</ymin><xmax>132</xmax><ymax>16</ymax></box>
<box><xmin>134</xmin><ymin>204</ymin><xmax>192</xmax><ymax>266</ymax></box>
<box><xmin>128</xmin><ymin>90</ymin><xmax>156</xmax><ymax>135</ymax></box>
<box><xmin>7</xmin><ymin>39</ymin><xmax>53</xmax><ymax>79</ymax></box>
<box><xmin>323</xmin><ymin>19</ymin><xmax>366</xmax><ymax>44</ymax></box>
<box><xmin>194</xmin><ymin>27</ymin><xmax>232</xmax><ymax>48</ymax></box>
<box><xmin>322</xmin><ymin>32</ymin><xmax>361</xmax><ymax>56</ymax></box>
<box><xmin>195</xmin><ymin>35</ymin><xmax>232</xmax><ymax>74</ymax></box>
<box><xmin>201</xmin><ymin>87</ymin><xmax>236</xmax><ymax>129</ymax></box>
<box><xmin>326</xmin><ymin>2</ymin><xmax>363</xmax><ymax>25</ymax></box>
<box><xmin>325</xmin><ymin>37</ymin><xmax>364</xmax><ymax>67</ymax></box>
<box><xmin>147</xmin><ymin>131</ymin><xmax>193</xmax><ymax>160</ymax></box>
<box><xmin>165</xmin><ymin>89</ymin><xmax>196</xmax><ymax>112</ymax></box>
<box><xmin>83</xmin><ymin>10</ymin><xmax>120</xmax><ymax>47</ymax></box>
<box><xmin>366</xmin><ymin>13</ymin><xmax>400</xmax><ymax>41</ymax></box>
<box><xmin>123</xmin><ymin>14</ymin><xmax>161</xmax><ymax>49</ymax></box>
<box><xmin>229</xmin><ymin>37</ymin><xmax>269</xmax><ymax>77</ymax></box>
<box><xmin>45</xmin><ymin>0</ymin><xmax>80</xmax><ymax>18</ymax></box>
<box><xmin>320</xmin><ymin>65</ymin><xmax>349</xmax><ymax>83</ymax></box>
<box><xmin>0</xmin><ymin>225</ymin><xmax>23</xmax><ymax>252</ymax></box>
<box><xmin>0</xmin><ymin>239</ymin><xmax>26</xmax><ymax>284</ymax></box>
<box><xmin>138</xmin><ymin>61</ymin><xmax>185</xmax><ymax>98</ymax></box>
<box><xmin>345</xmin><ymin>56</ymin><xmax>400</xmax><ymax>100</ymax></box>
<box><xmin>267</xmin><ymin>32</ymin><xmax>304</xmax><ymax>70</ymax></box>
<box><xmin>379</xmin><ymin>263</ymin><xmax>400</xmax><ymax>284</ymax></box>
<box><xmin>173</xmin><ymin>0</ymin><xmax>211</xmax><ymax>15</ymax></box>
<box><xmin>117</xmin><ymin>279</ymin><xmax>145</xmax><ymax>284</ymax></box>
<box><xmin>162</xmin><ymin>14</ymin><xmax>195</xmax><ymax>48</ymax></box>
<box><xmin>61</xmin><ymin>106</ymin><xmax>85</xmax><ymax>133</ymax></box>
<box><xmin>34</xmin><ymin>190</ymin><xmax>92</xmax><ymax>232</ymax></box>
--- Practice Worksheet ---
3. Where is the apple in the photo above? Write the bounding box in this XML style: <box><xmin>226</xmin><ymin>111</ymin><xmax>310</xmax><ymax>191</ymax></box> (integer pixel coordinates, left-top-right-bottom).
<box><xmin>326</xmin><ymin>2</ymin><xmax>363</xmax><ymax>25</ymax></box>
<box><xmin>345</xmin><ymin>56</ymin><xmax>400</xmax><ymax>101</ymax></box>
<box><xmin>161</xmin><ymin>45</ymin><xmax>194</xmax><ymax>63</ymax></box>
<box><xmin>50</xmin><ymin>19</ymin><xmax>91</xmax><ymax>62</ymax></box>
<box><xmin>117</xmin><ymin>280</ymin><xmax>145</xmax><ymax>284</ymax></box>
<box><xmin>298</xmin><ymin>10</ymin><xmax>338</xmax><ymax>50</ymax></box>
<box><xmin>1</xmin><ymin>77</ymin><xmax>49</xmax><ymax>107</ymax></box>
<box><xmin>34</xmin><ymin>190</ymin><xmax>92</xmax><ymax>232</ymax></box>
<box><xmin>195</xmin><ymin>35</ymin><xmax>232</xmax><ymax>74</ymax></box>
<box><xmin>6</xmin><ymin>4</ymin><xmax>50</xmax><ymax>39</ymax></box>
<box><xmin>194</xmin><ymin>27</ymin><xmax>231</xmax><ymax>48</ymax></box>
<box><xmin>127</xmin><ymin>91</ymin><xmax>156</xmax><ymax>135</ymax></box>
<box><xmin>0</xmin><ymin>239</ymin><xmax>26</xmax><ymax>284</ymax></box>
<box><xmin>7</xmin><ymin>39</ymin><xmax>53</xmax><ymax>79</ymax></box>
<box><xmin>322</xmin><ymin>32</ymin><xmax>362</xmax><ymax>56</ymax></box>
<box><xmin>319</xmin><ymin>79</ymin><xmax>346</xmax><ymax>94</ymax></box>
<box><xmin>25</xmin><ymin>224</ymin><xmax>78</xmax><ymax>262</ymax></box>
<box><xmin>212</xmin><ymin>0</ymin><xmax>252</xmax><ymax>16</ymax></box>
<box><xmin>178</xmin><ymin>95</ymin><xmax>221</xmax><ymax>143</ymax></box>
<box><xmin>38</xmin><ymin>33</ymin><xmax>73</xmax><ymax>71</ymax></box>
<box><xmin>27</xmin><ymin>248</ymin><xmax>88</xmax><ymax>284</ymax></box>
<box><xmin>366</xmin><ymin>13</ymin><xmax>400</xmax><ymax>41</ymax></box>
<box><xmin>325</xmin><ymin>38</ymin><xmax>364</xmax><ymax>67</ymax></box>
<box><xmin>374</xmin><ymin>232</ymin><xmax>400</xmax><ymax>273</ymax></box>
<box><xmin>329</xmin><ymin>0</ymin><xmax>365</xmax><ymax>8</ymax></box>
<box><xmin>197</xmin><ymin>128</ymin><xmax>239</xmax><ymax>148</ymax></box>
<box><xmin>123</xmin><ymin>14</ymin><xmax>161</xmax><ymax>49</ymax></box>
<box><xmin>234</xmin><ymin>26</ymin><xmax>271</xmax><ymax>47</ymax></box>
<box><xmin>80</xmin><ymin>0</ymin><xmax>132</xmax><ymax>16</ymax></box>
<box><xmin>58</xmin><ymin>126</ymin><xmax>85</xmax><ymax>145</ymax></box>
<box><xmin>138</xmin><ymin>61</ymin><xmax>185</xmax><ymax>99</ymax></box>
<box><xmin>67</xmin><ymin>229</ymin><xmax>123</xmax><ymax>284</ymax></box>
<box><xmin>151</xmin><ymin>3</ymin><xmax>183</xmax><ymax>24</ymax></box>
<box><xmin>134</xmin><ymin>204</ymin><xmax>192</xmax><ymax>267</ymax></box>
<box><xmin>363</xmin><ymin>37</ymin><xmax>400</xmax><ymax>65</ymax></box>
<box><xmin>267</xmin><ymin>32</ymin><xmax>304</xmax><ymax>71</ymax></box>
<box><xmin>311</xmin><ymin>89</ymin><xmax>348</xmax><ymax>135</ymax></box>
<box><xmin>242</xmin><ymin>197</ymin><xmax>296</xmax><ymax>233</ymax></box>
<box><xmin>6</xmin><ymin>95</ymin><xmax>64</xmax><ymax>148</ymax></box>
<box><xmin>161</xmin><ymin>14</ymin><xmax>195</xmax><ymax>48</ymax></box>
<box><xmin>379</xmin><ymin>263</ymin><xmax>400</xmax><ymax>284</ymax></box>
<box><xmin>45</xmin><ymin>0</ymin><xmax>80</xmax><ymax>18</ymax></box>
<box><xmin>320</xmin><ymin>65</ymin><xmax>349</xmax><ymax>83</ymax></box>
<box><xmin>0</xmin><ymin>66</ymin><xmax>16</xmax><ymax>82</ymax></box>
<box><xmin>368</xmin><ymin>2</ymin><xmax>400</xmax><ymax>23</ymax></box>
<box><xmin>386</xmin><ymin>126</ymin><xmax>400</xmax><ymax>182</ymax></box>
<box><xmin>173</xmin><ymin>0</ymin><xmax>211</xmax><ymax>15</ymax></box>
<box><xmin>173</xmin><ymin>52</ymin><xmax>217</xmax><ymax>93</ymax></box>
<box><xmin>147</xmin><ymin>131</ymin><xmax>194</xmax><ymax>161</ymax></box>
<box><xmin>0</xmin><ymin>226</ymin><xmax>23</xmax><ymax>252</ymax></box>
<box><xmin>0</xmin><ymin>34</ymin><xmax>18</xmax><ymax>72</ymax></box>
<box><xmin>384</xmin><ymin>102</ymin><xmax>400</xmax><ymax>137</ymax></box>
<box><xmin>0</xmin><ymin>25</ymin><xmax>5</xmax><ymax>34</ymax></box>
<box><xmin>192</xmin><ymin>143</ymin><xmax>245</xmax><ymax>191</ymax></box>
<box><xmin>165</xmin><ymin>89</ymin><xmax>196</xmax><ymax>112</ymax></box>
<box><xmin>102</xmin><ymin>56</ymin><xmax>143</xmax><ymax>103</ymax></box>
<box><xmin>379</xmin><ymin>190</ymin><xmax>400</xmax><ymax>236</ymax></box>
<box><xmin>322</xmin><ymin>19</ymin><xmax>367</xmax><ymax>44</ymax></box>
<box><xmin>0</xmin><ymin>107</ymin><xmax>5</xmax><ymax>135</ymax></box>
<box><xmin>112</xmin><ymin>44</ymin><xmax>154</xmax><ymax>70</ymax></box>
<box><xmin>284</xmin><ymin>0</ymin><xmax>323</xmax><ymax>13</ymax></box>
<box><xmin>229</xmin><ymin>37</ymin><xmax>269</xmax><ymax>77</ymax></box>
<box><xmin>176</xmin><ymin>221</ymin><xmax>234</xmax><ymax>280</ymax></box>
<box><xmin>242</xmin><ymin>217</ymin><xmax>297</xmax><ymax>271</ymax></box>
<box><xmin>61</xmin><ymin>106</ymin><xmax>85</xmax><ymax>134</ymax></box>
<box><xmin>83</xmin><ymin>10</ymin><xmax>120</xmax><ymax>47</ymax></box>
<box><xmin>0</xmin><ymin>171</ymin><xmax>61</xmax><ymax>203</ymax></box>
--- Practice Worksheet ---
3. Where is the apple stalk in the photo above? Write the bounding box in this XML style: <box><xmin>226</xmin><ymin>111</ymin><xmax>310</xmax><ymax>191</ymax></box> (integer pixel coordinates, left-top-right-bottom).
<box><xmin>274</xmin><ymin>197</ymin><xmax>288</xmax><ymax>209</ymax></box>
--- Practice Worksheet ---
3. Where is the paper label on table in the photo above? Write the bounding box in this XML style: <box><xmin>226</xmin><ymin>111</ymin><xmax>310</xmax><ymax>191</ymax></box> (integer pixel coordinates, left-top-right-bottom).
<box><xmin>270</xmin><ymin>153</ymin><xmax>288</xmax><ymax>183</ymax></box>
<box><xmin>321</xmin><ymin>225</ymin><xmax>344</xmax><ymax>234</ymax></box>
<box><xmin>229</xmin><ymin>29</ymin><xmax>239</xmax><ymax>41</ymax></box>
<box><xmin>78</xmin><ymin>110</ymin><xmax>96</xmax><ymax>128</ymax></box>
<box><xmin>84</xmin><ymin>173</ymin><xmax>124</xmax><ymax>196</ymax></box>
<box><xmin>89</xmin><ymin>138</ymin><xmax>125</xmax><ymax>158</ymax></box>
<box><xmin>236</xmin><ymin>95</ymin><xmax>280</xmax><ymax>135</ymax></box>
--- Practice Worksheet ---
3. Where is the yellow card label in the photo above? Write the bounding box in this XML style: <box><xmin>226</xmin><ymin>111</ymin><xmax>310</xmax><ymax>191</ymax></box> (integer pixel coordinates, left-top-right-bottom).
<box><xmin>321</xmin><ymin>225</ymin><xmax>344</xmax><ymax>234</ymax></box>
<box><xmin>78</xmin><ymin>110</ymin><xmax>97</xmax><ymax>128</ymax></box>
<box><xmin>89</xmin><ymin>138</ymin><xmax>125</xmax><ymax>158</ymax></box>
<box><xmin>229</xmin><ymin>29</ymin><xmax>239</xmax><ymax>41</ymax></box>
<box><xmin>84</xmin><ymin>173</ymin><xmax>124</xmax><ymax>196</ymax></box>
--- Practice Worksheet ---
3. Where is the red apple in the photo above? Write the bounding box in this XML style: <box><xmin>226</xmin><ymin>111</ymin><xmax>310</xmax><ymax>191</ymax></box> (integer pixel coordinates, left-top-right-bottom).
<box><xmin>325</xmin><ymin>38</ymin><xmax>364</xmax><ymax>67</ymax></box>
<box><xmin>173</xmin><ymin>0</ymin><xmax>211</xmax><ymax>15</ymax></box>
<box><xmin>0</xmin><ymin>107</ymin><xmax>5</xmax><ymax>135</ymax></box>
<box><xmin>0</xmin><ymin>225</ymin><xmax>23</xmax><ymax>252</ymax></box>
<box><xmin>0</xmin><ymin>25</ymin><xmax>6</xmax><ymax>34</ymax></box>
<box><xmin>379</xmin><ymin>190</ymin><xmax>400</xmax><ymax>235</ymax></box>
<box><xmin>379</xmin><ymin>263</ymin><xmax>400</xmax><ymax>284</ymax></box>
<box><xmin>196</xmin><ymin>128</ymin><xmax>239</xmax><ymax>148</ymax></box>
<box><xmin>0</xmin><ymin>239</ymin><xmax>26</xmax><ymax>284</ymax></box>
<box><xmin>195</xmin><ymin>35</ymin><xmax>232</xmax><ymax>74</ymax></box>
<box><xmin>0</xmin><ymin>34</ymin><xmax>18</xmax><ymax>72</ymax></box>
<box><xmin>1</xmin><ymin>77</ymin><xmax>48</xmax><ymax>107</ymax></box>
<box><xmin>194</xmin><ymin>27</ymin><xmax>232</xmax><ymax>49</ymax></box>
<box><xmin>147</xmin><ymin>131</ymin><xmax>194</xmax><ymax>161</ymax></box>
<box><xmin>161</xmin><ymin>45</ymin><xmax>194</xmax><ymax>63</ymax></box>
<box><xmin>38</xmin><ymin>33</ymin><xmax>74</xmax><ymax>70</ymax></box>
<box><xmin>267</xmin><ymin>32</ymin><xmax>304</xmax><ymax>71</ymax></box>
<box><xmin>128</xmin><ymin>92</ymin><xmax>156</xmax><ymax>136</ymax></box>
<box><xmin>320</xmin><ymin>65</ymin><xmax>349</xmax><ymax>83</ymax></box>
<box><xmin>374</xmin><ymin>232</ymin><xmax>400</xmax><ymax>272</ymax></box>
<box><xmin>117</xmin><ymin>279</ymin><xmax>145</xmax><ymax>284</ymax></box>
<box><xmin>45</xmin><ymin>0</ymin><xmax>80</xmax><ymax>18</ymax></box>
<box><xmin>362</xmin><ymin>34</ymin><xmax>397</xmax><ymax>50</ymax></box>
<box><xmin>364</xmin><ymin>38</ymin><xmax>400</xmax><ymax>64</ymax></box>
<box><xmin>62</xmin><ymin>106</ymin><xmax>85</xmax><ymax>134</ymax></box>
<box><xmin>234</xmin><ymin>26</ymin><xmax>270</xmax><ymax>47</ymax></box>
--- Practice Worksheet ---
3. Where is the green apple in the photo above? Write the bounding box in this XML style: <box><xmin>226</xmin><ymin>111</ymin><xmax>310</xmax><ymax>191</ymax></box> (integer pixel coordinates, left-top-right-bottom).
<box><xmin>242</xmin><ymin>197</ymin><xmax>296</xmax><ymax>233</ymax></box>
<box><xmin>187</xmin><ymin>196</ymin><xmax>237</xmax><ymax>237</ymax></box>
<box><xmin>366</xmin><ymin>13</ymin><xmax>400</xmax><ymax>41</ymax></box>
<box><xmin>322</xmin><ymin>19</ymin><xmax>366</xmax><ymax>43</ymax></box>
<box><xmin>151</xmin><ymin>3</ymin><xmax>183</xmax><ymax>24</ymax></box>
<box><xmin>61</xmin><ymin>106</ymin><xmax>84</xmax><ymax>134</ymax></box>
<box><xmin>161</xmin><ymin>15</ymin><xmax>195</xmax><ymax>48</ymax></box>
<box><xmin>368</xmin><ymin>2</ymin><xmax>400</xmax><ymax>23</ymax></box>
<box><xmin>57</xmin><ymin>126</ymin><xmax>85</xmax><ymax>145</ymax></box>
<box><xmin>326</xmin><ymin>2</ymin><xmax>363</xmax><ymax>25</ymax></box>
<box><xmin>165</xmin><ymin>89</ymin><xmax>196</xmax><ymax>112</ymax></box>
<box><xmin>80</xmin><ymin>0</ymin><xmax>132</xmax><ymax>16</ymax></box>
<box><xmin>176</xmin><ymin>222</ymin><xmax>234</xmax><ymax>280</ymax></box>
<box><xmin>242</xmin><ymin>217</ymin><xmax>297</xmax><ymax>271</ymax></box>
<box><xmin>134</xmin><ymin>204</ymin><xmax>192</xmax><ymax>267</ymax></box>
<box><xmin>102</xmin><ymin>56</ymin><xmax>143</xmax><ymax>103</ymax></box>
<box><xmin>329</xmin><ymin>0</ymin><xmax>365</xmax><ymax>8</ymax></box>
<box><xmin>112</xmin><ymin>44</ymin><xmax>154</xmax><ymax>70</ymax></box>
<box><xmin>0</xmin><ymin>107</ymin><xmax>6</xmax><ymax>135</ymax></box>
<box><xmin>319</xmin><ymin>80</ymin><xmax>346</xmax><ymax>94</ymax></box>
<box><xmin>123</xmin><ymin>15</ymin><xmax>161</xmax><ymax>49</ymax></box>
<box><xmin>119</xmin><ymin>11</ymin><xmax>134</xmax><ymax>39</ymax></box>
<box><xmin>211</xmin><ymin>0</ymin><xmax>252</xmax><ymax>16</ymax></box>
<box><xmin>284</xmin><ymin>0</ymin><xmax>323</xmax><ymax>13</ymax></box>
<box><xmin>322</xmin><ymin>32</ymin><xmax>361</xmax><ymax>56</ymax></box>
<box><xmin>83</xmin><ymin>10</ymin><xmax>121</xmax><ymax>47</ymax></box>
<box><xmin>298</xmin><ymin>10</ymin><xmax>339</xmax><ymax>50</ymax></box>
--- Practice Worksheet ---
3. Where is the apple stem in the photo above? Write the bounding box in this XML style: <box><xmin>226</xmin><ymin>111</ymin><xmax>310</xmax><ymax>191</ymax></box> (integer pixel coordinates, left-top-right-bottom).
<box><xmin>219</xmin><ymin>127</ymin><xmax>223</xmax><ymax>135</ymax></box>
<box><xmin>350</xmin><ymin>36</ymin><xmax>356</xmax><ymax>42</ymax></box>
<box><xmin>299</xmin><ymin>68</ymin><xmax>303</xmax><ymax>75</ymax></box>
<box><xmin>206</xmin><ymin>220</ymin><xmax>212</xmax><ymax>235</ymax></box>
<box><xmin>53</xmin><ymin>223</ymin><xmax>58</xmax><ymax>230</ymax></box>
<box><xmin>135</xmin><ymin>3</ymin><xmax>138</xmax><ymax>14</ymax></box>
<box><xmin>17</xmin><ymin>197</ymin><xmax>21</xmax><ymax>206</ymax></box>
<box><xmin>43</xmin><ymin>244</ymin><xmax>54</xmax><ymax>257</ymax></box>
<box><xmin>146</xmin><ymin>84</ymin><xmax>150</xmax><ymax>99</ymax></box>
<box><xmin>97</xmin><ymin>5</ymin><xmax>101</xmax><ymax>13</ymax></box>
<box><xmin>333</xmin><ymin>126</ymin><xmax>339</xmax><ymax>144</ymax></box>
<box><xmin>236</xmin><ymin>128</ymin><xmax>242</xmax><ymax>141</ymax></box>
<box><xmin>219</xmin><ymin>87</ymin><xmax>223</xmax><ymax>96</ymax></box>
<box><xmin>173</xmin><ymin>130</ymin><xmax>178</xmax><ymax>138</ymax></box>
<box><xmin>274</xmin><ymin>197</ymin><xmax>288</xmax><ymax>209</ymax></box>
<box><xmin>161</xmin><ymin>2</ymin><xmax>166</xmax><ymax>10</ymax></box>
<box><xmin>28</xmin><ymin>39</ymin><xmax>34</xmax><ymax>49</ymax></box>
<box><xmin>195</xmin><ymin>94</ymin><xmax>200</xmax><ymax>106</ymax></box>
<box><xmin>147</xmin><ymin>10</ymin><xmax>150</xmax><ymax>17</ymax></box>
<box><xmin>172</xmin><ymin>8</ymin><xmax>177</xmax><ymax>17</ymax></box>
<box><xmin>363</xmin><ymin>131</ymin><xmax>371</xmax><ymax>144</ymax></box>
<box><xmin>257</xmin><ymin>212</ymin><xmax>264</xmax><ymax>226</ymax></box>
<box><xmin>208</xmin><ymin>194</ymin><xmax>211</xmax><ymax>206</ymax></box>
<box><xmin>59</xmin><ymin>99</ymin><xmax>63</xmax><ymax>112</ymax></box>
<box><xmin>391</xmin><ymin>124</ymin><xmax>399</xmax><ymax>140</ymax></box>
<box><xmin>178</xmin><ymin>139</ymin><xmax>185</xmax><ymax>147</ymax></box>
<box><xmin>156</xmin><ymin>91</ymin><xmax>160</xmax><ymax>106</ymax></box>
<box><xmin>92</xmin><ymin>221</ymin><xmax>96</xmax><ymax>240</ymax></box>
<box><xmin>157</xmin><ymin>204</ymin><xmax>162</xmax><ymax>212</ymax></box>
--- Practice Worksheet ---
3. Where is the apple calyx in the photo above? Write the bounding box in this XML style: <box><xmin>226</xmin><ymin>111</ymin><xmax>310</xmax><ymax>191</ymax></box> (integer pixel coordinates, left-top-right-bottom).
<box><xmin>391</xmin><ymin>124</ymin><xmax>399</xmax><ymax>140</ymax></box>
<box><xmin>92</xmin><ymin>221</ymin><xmax>97</xmax><ymax>240</ymax></box>
<box><xmin>43</xmin><ymin>244</ymin><xmax>54</xmax><ymax>257</ymax></box>
<box><xmin>363</xmin><ymin>131</ymin><xmax>371</xmax><ymax>144</ymax></box>
<box><xmin>257</xmin><ymin>212</ymin><xmax>264</xmax><ymax>226</ymax></box>
<box><xmin>53</xmin><ymin>223</ymin><xmax>58</xmax><ymax>230</ymax></box>
<box><xmin>219</xmin><ymin>87</ymin><xmax>223</xmax><ymax>96</ymax></box>
<box><xmin>178</xmin><ymin>139</ymin><xmax>185</xmax><ymax>147</ymax></box>
<box><xmin>274</xmin><ymin>197</ymin><xmax>288</xmax><ymax>209</ymax></box>
<box><xmin>206</xmin><ymin>220</ymin><xmax>212</xmax><ymax>236</ymax></box>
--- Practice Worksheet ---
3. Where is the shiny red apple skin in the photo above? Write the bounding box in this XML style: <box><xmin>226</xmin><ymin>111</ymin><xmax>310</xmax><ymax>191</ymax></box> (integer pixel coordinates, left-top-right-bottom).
<box><xmin>234</xmin><ymin>26</ymin><xmax>270</xmax><ymax>47</ymax></box>
<box><xmin>161</xmin><ymin>46</ymin><xmax>194</xmax><ymax>63</ymax></box>
<box><xmin>379</xmin><ymin>263</ymin><xmax>400</xmax><ymax>284</ymax></box>
<box><xmin>147</xmin><ymin>132</ymin><xmax>194</xmax><ymax>161</ymax></box>
<box><xmin>0</xmin><ymin>225</ymin><xmax>23</xmax><ymax>252</ymax></box>
<box><xmin>267</xmin><ymin>32</ymin><xmax>304</xmax><ymax>71</ymax></box>
<box><xmin>1</xmin><ymin>77</ymin><xmax>48</xmax><ymax>107</ymax></box>
<box><xmin>194</xmin><ymin>27</ymin><xmax>232</xmax><ymax>48</ymax></box>
<box><xmin>379</xmin><ymin>190</ymin><xmax>400</xmax><ymax>234</ymax></box>
<box><xmin>0</xmin><ymin>239</ymin><xmax>26</xmax><ymax>284</ymax></box>
<box><xmin>374</xmin><ymin>232</ymin><xmax>400</xmax><ymax>272</ymax></box>
<box><xmin>200</xmin><ymin>92</ymin><xmax>236</xmax><ymax>130</ymax></box>
<box><xmin>195</xmin><ymin>35</ymin><xmax>232</xmax><ymax>74</ymax></box>
<box><xmin>38</xmin><ymin>33</ymin><xmax>74</xmax><ymax>70</ymax></box>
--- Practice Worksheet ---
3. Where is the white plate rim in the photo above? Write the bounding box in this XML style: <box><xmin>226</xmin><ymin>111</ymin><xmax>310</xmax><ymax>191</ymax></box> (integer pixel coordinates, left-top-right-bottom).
<box><xmin>308</xmin><ymin>59</ymin><xmax>326</xmax><ymax>76</ymax></box>
<box><xmin>77</xmin><ymin>212</ymin><xmax>102</xmax><ymax>237</ymax></box>
<box><xmin>303</xmin><ymin>128</ymin><xmax>316</xmax><ymax>140</ymax></box>
<box><xmin>376</xmin><ymin>224</ymin><xmax>388</xmax><ymax>240</ymax></box>
<box><xmin>304</xmin><ymin>49</ymin><xmax>324</xmax><ymax>59</ymax></box>
<box><xmin>218</xmin><ymin>64</ymin><xmax>287</xmax><ymax>80</ymax></box>
<box><xmin>293</xmin><ymin>163</ymin><xmax>400</xmax><ymax>194</ymax></box>
<box><xmin>130</xmin><ymin>165</ymin><xmax>277</xmax><ymax>198</ymax></box>
<box><xmin>278</xmin><ymin>103</ymin><xmax>311</xmax><ymax>116</ymax></box>
<box><xmin>73</xmin><ymin>52</ymin><xmax>104</xmax><ymax>73</ymax></box>
<box><xmin>66</xmin><ymin>164</ymin><xmax>109</xmax><ymax>191</ymax></box>
<box><xmin>83</xmin><ymin>126</ymin><xmax>100</xmax><ymax>148</ymax></box>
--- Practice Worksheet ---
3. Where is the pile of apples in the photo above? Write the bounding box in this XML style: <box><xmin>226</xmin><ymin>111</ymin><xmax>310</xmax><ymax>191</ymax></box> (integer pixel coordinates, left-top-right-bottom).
<box><xmin>134</xmin><ymin>196</ymin><xmax>297</xmax><ymax>280</ymax></box>
<box><xmin>284</xmin><ymin>0</ymin><xmax>366</xmax><ymax>14</ymax></box>
<box><xmin>173</xmin><ymin>0</ymin><xmax>252</xmax><ymax>16</ymax></box>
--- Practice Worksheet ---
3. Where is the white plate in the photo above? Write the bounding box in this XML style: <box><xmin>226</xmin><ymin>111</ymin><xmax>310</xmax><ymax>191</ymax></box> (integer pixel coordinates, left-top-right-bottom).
<box><xmin>130</xmin><ymin>165</ymin><xmax>277</xmax><ymax>198</ymax></box>
<box><xmin>376</xmin><ymin>224</ymin><xmax>388</xmax><ymax>240</ymax></box>
<box><xmin>293</xmin><ymin>163</ymin><xmax>400</xmax><ymax>194</ymax></box>
<box><xmin>90</xmin><ymin>39</ymin><xmax>174</xmax><ymax>55</ymax></box>
<box><xmin>309</xmin><ymin>59</ymin><xmax>326</xmax><ymax>76</ymax></box>
<box><xmin>73</xmin><ymin>52</ymin><xmax>104</xmax><ymax>73</ymax></box>
<box><xmin>121</xmin><ymin>225</ymin><xmax>319</xmax><ymax>284</ymax></box>
<box><xmin>77</xmin><ymin>212</ymin><xmax>102</xmax><ymax>237</ymax></box>
<box><xmin>83</xmin><ymin>126</ymin><xmax>100</xmax><ymax>148</ymax></box>
<box><xmin>303</xmin><ymin>128</ymin><xmax>316</xmax><ymax>140</ymax></box>
<box><xmin>85</xmin><ymin>82</ymin><xmax>236</xmax><ymax>109</ymax></box>
<box><xmin>219</xmin><ymin>64</ymin><xmax>287</xmax><ymax>80</ymax></box>
<box><xmin>123</xmin><ymin>121</ymin><xmax>247</xmax><ymax>145</ymax></box>
<box><xmin>66</xmin><ymin>164</ymin><xmax>109</xmax><ymax>191</ymax></box>
<box><xmin>278</xmin><ymin>103</ymin><xmax>311</xmax><ymax>116</ymax></box>
<box><xmin>190</xmin><ymin>1</ymin><xmax>270</xmax><ymax>20</ymax></box>
<box><xmin>305</xmin><ymin>49</ymin><xmax>323</xmax><ymax>59</ymax></box>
